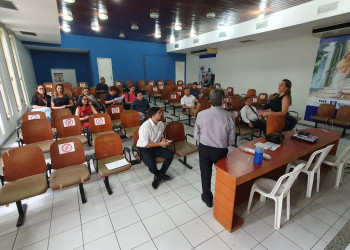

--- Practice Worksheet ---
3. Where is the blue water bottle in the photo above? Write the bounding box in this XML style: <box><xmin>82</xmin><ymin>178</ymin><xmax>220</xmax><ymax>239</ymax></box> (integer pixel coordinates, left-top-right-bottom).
<box><xmin>254</xmin><ymin>146</ymin><xmax>264</xmax><ymax>164</ymax></box>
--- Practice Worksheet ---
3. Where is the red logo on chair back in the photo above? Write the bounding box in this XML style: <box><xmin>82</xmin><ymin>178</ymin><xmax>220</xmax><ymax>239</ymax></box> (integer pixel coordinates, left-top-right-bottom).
<box><xmin>171</xmin><ymin>94</ymin><xmax>176</xmax><ymax>99</ymax></box>
<box><xmin>46</xmin><ymin>85</ymin><xmax>52</xmax><ymax>88</ymax></box>
<box><xmin>177</xmin><ymin>91</ymin><xmax>182</xmax><ymax>96</ymax></box>
<box><xmin>178</xmin><ymin>86</ymin><xmax>182</xmax><ymax>90</ymax></box>
<box><xmin>63</xmin><ymin>118</ymin><xmax>75</xmax><ymax>127</ymax></box>
<box><xmin>153</xmin><ymin>87</ymin><xmax>157</xmax><ymax>91</ymax></box>
<box><xmin>253</xmin><ymin>98</ymin><xmax>257</xmax><ymax>103</ymax></box>
<box><xmin>47</xmin><ymin>92</ymin><xmax>52</xmax><ymax>96</ymax></box>
<box><xmin>149</xmin><ymin>82</ymin><xmax>154</xmax><ymax>85</ymax></box>
<box><xmin>228</xmin><ymin>88</ymin><xmax>232</xmax><ymax>92</ymax></box>
<box><xmin>116</xmin><ymin>82</ymin><xmax>122</xmax><ymax>86</ymax></box>
<box><xmin>225</xmin><ymin>98</ymin><xmax>229</xmax><ymax>102</ymax></box>
<box><xmin>198</xmin><ymin>84</ymin><xmax>202</xmax><ymax>88</ymax></box>
<box><xmin>94</xmin><ymin>117</ymin><xmax>105</xmax><ymax>125</ymax></box>
<box><xmin>79</xmin><ymin>83</ymin><xmax>85</xmax><ymax>87</ymax></box>
<box><xmin>28</xmin><ymin>114</ymin><xmax>40</xmax><ymax>120</ymax></box>
<box><xmin>111</xmin><ymin>107</ymin><xmax>120</xmax><ymax>114</ymax></box>
<box><xmin>58</xmin><ymin>142</ymin><xmax>75</xmax><ymax>154</ymax></box>
<box><xmin>159</xmin><ymin>85</ymin><xmax>163</xmax><ymax>89</ymax></box>
<box><xmin>216</xmin><ymin>85</ymin><xmax>220</xmax><ymax>88</ymax></box>
<box><xmin>260</xmin><ymin>95</ymin><xmax>265</xmax><ymax>100</ymax></box>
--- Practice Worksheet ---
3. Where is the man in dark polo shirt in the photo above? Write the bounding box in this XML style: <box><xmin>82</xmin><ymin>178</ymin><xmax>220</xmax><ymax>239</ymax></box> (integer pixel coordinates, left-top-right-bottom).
<box><xmin>190</xmin><ymin>82</ymin><xmax>202</xmax><ymax>100</ymax></box>
<box><xmin>131</xmin><ymin>92</ymin><xmax>150</xmax><ymax>121</ymax></box>
<box><xmin>95</xmin><ymin>77</ymin><xmax>109</xmax><ymax>98</ymax></box>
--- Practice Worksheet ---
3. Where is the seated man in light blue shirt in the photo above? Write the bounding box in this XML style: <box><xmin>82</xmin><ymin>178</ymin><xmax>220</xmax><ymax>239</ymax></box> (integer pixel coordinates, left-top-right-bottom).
<box><xmin>136</xmin><ymin>107</ymin><xmax>174</xmax><ymax>189</ymax></box>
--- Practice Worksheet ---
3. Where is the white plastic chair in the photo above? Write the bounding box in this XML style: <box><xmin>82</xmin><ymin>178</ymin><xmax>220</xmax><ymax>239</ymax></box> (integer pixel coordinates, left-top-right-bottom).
<box><xmin>285</xmin><ymin>144</ymin><xmax>334</xmax><ymax>198</ymax></box>
<box><xmin>323</xmin><ymin>145</ymin><xmax>350</xmax><ymax>188</ymax></box>
<box><xmin>247</xmin><ymin>163</ymin><xmax>305</xmax><ymax>230</ymax></box>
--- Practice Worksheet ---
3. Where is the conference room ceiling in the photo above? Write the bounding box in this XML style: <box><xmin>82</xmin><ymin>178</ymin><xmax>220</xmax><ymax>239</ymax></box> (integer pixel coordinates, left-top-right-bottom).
<box><xmin>57</xmin><ymin>0</ymin><xmax>313</xmax><ymax>44</ymax></box>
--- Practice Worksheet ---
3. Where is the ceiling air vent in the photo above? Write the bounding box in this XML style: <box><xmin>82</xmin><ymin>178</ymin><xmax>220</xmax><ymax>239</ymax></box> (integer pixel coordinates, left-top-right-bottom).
<box><xmin>312</xmin><ymin>21</ymin><xmax>350</xmax><ymax>38</ymax></box>
<box><xmin>317</xmin><ymin>2</ymin><xmax>338</xmax><ymax>15</ymax></box>
<box><xmin>193</xmin><ymin>38</ymin><xmax>199</xmax><ymax>44</ymax></box>
<box><xmin>256</xmin><ymin>21</ymin><xmax>268</xmax><ymax>30</ymax></box>
<box><xmin>0</xmin><ymin>0</ymin><xmax>18</xmax><ymax>10</ymax></box>
<box><xmin>174</xmin><ymin>44</ymin><xmax>179</xmax><ymax>49</ymax></box>
<box><xmin>219</xmin><ymin>32</ymin><xmax>226</xmax><ymax>38</ymax></box>
<box><xmin>20</xmin><ymin>31</ymin><xmax>37</xmax><ymax>36</ymax></box>
<box><xmin>240</xmin><ymin>39</ymin><xmax>256</xmax><ymax>43</ymax></box>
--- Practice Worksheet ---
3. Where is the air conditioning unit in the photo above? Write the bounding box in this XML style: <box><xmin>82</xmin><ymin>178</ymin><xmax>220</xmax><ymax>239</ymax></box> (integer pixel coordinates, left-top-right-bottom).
<box><xmin>190</xmin><ymin>48</ymin><xmax>217</xmax><ymax>55</ymax></box>
<box><xmin>312</xmin><ymin>21</ymin><xmax>350</xmax><ymax>38</ymax></box>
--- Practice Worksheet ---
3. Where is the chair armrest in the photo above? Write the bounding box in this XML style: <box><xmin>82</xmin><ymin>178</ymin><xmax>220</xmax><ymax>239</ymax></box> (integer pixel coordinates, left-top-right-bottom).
<box><xmin>15</xmin><ymin>138</ymin><xmax>23</xmax><ymax>147</ymax></box>
<box><xmin>119</xmin><ymin>124</ymin><xmax>126</xmax><ymax>137</ymax></box>
<box><xmin>91</xmin><ymin>153</ymin><xmax>98</xmax><ymax>172</ymax></box>
<box><xmin>46</xmin><ymin>163</ymin><xmax>52</xmax><ymax>175</ymax></box>
<box><xmin>186</xmin><ymin>134</ymin><xmax>198</xmax><ymax>145</ymax></box>
<box><xmin>123</xmin><ymin>147</ymin><xmax>132</xmax><ymax>163</ymax></box>
<box><xmin>165</xmin><ymin>117</ymin><xmax>173</xmax><ymax>123</ymax></box>
<box><xmin>16</xmin><ymin>126</ymin><xmax>21</xmax><ymax>139</ymax></box>
<box><xmin>85</xmin><ymin>154</ymin><xmax>92</xmax><ymax>174</ymax></box>
<box><xmin>0</xmin><ymin>175</ymin><xmax>4</xmax><ymax>186</ymax></box>
<box><xmin>289</xmin><ymin>111</ymin><xmax>299</xmax><ymax>119</ymax></box>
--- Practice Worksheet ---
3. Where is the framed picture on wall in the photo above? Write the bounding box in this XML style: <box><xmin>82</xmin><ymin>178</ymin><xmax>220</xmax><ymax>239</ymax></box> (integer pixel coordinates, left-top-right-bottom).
<box><xmin>54</xmin><ymin>73</ymin><xmax>64</xmax><ymax>82</ymax></box>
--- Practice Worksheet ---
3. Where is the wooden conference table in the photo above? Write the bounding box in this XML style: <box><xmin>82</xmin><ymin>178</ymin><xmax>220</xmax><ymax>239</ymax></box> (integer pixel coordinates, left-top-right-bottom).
<box><xmin>213</xmin><ymin>128</ymin><xmax>341</xmax><ymax>232</ymax></box>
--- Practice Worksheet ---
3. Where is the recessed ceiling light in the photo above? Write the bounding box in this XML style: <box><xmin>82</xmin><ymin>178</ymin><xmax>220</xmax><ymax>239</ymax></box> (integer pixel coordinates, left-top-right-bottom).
<box><xmin>91</xmin><ymin>22</ymin><xmax>100</xmax><ymax>31</ymax></box>
<box><xmin>190</xmin><ymin>32</ymin><xmax>196</xmax><ymax>38</ymax></box>
<box><xmin>170</xmin><ymin>36</ymin><xmax>175</xmax><ymax>43</ymax></box>
<box><xmin>155</xmin><ymin>33</ymin><xmax>161</xmax><ymax>39</ymax></box>
<box><xmin>119</xmin><ymin>32</ymin><xmax>125</xmax><ymax>38</ymax></box>
<box><xmin>64</xmin><ymin>0</ymin><xmax>75</xmax><ymax>3</ymax></box>
<box><xmin>150</xmin><ymin>10</ymin><xmax>159</xmax><ymax>19</ymax></box>
<box><xmin>63</xmin><ymin>13</ymin><xmax>73</xmax><ymax>21</ymax></box>
<box><xmin>99</xmin><ymin>12</ymin><xmax>108</xmax><ymax>20</ymax></box>
<box><xmin>174</xmin><ymin>23</ymin><xmax>182</xmax><ymax>31</ymax></box>
<box><xmin>131</xmin><ymin>24</ymin><xmax>139</xmax><ymax>30</ymax></box>
<box><xmin>206</xmin><ymin>12</ymin><xmax>215</xmax><ymax>19</ymax></box>
<box><xmin>62</xmin><ymin>24</ymin><xmax>71</xmax><ymax>32</ymax></box>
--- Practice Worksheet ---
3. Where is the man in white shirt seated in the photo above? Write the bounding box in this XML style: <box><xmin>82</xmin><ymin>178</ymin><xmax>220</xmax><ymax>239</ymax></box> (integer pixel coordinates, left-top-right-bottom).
<box><xmin>136</xmin><ymin>107</ymin><xmax>174</xmax><ymax>189</ymax></box>
<box><xmin>241</xmin><ymin>97</ymin><xmax>266</xmax><ymax>134</ymax></box>
<box><xmin>181</xmin><ymin>88</ymin><xmax>201</xmax><ymax>118</ymax></box>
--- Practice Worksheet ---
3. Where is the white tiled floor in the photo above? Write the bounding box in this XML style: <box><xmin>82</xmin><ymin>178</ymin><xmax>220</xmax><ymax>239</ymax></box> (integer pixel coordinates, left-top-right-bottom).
<box><xmin>0</xmin><ymin>108</ymin><xmax>349</xmax><ymax>250</ymax></box>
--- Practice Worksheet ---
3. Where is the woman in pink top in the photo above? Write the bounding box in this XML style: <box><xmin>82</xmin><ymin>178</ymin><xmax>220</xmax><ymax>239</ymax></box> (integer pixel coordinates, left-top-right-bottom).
<box><xmin>124</xmin><ymin>85</ymin><xmax>137</xmax><ymax>110</ymax></box>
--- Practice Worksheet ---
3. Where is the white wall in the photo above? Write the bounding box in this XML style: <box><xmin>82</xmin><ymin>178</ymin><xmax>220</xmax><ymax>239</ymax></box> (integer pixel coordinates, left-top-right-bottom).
<box><xmin>0</xmin><ymin>28</ymin><xmax>36</xmax><ymax>146</ymax></box>
<box><xmin>186</xmin><ymin>34</ymin><xmax>321</xmax><ymax>121</ymax></box>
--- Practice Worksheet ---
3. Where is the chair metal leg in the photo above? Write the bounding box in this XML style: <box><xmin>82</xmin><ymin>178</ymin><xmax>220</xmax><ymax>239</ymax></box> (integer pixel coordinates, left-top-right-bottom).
<box><xmin>164</xmin><ymin>102</ymin><xmax>167</xmax><ymax>112</ymax></box>
<box><xmin>16</xmin><ymin>201</ymin><xmax>27</xmax><ymax>227</ymax></box>
<box><xmin>234</xmin><ymin>136</ymin><xmax>238</xmax><ymax>147</ymax></box>
<box><xmin>104</xmin><ymin>176</ymin><xmax>113</xmax><ymax>195</ymax></box>
<box><xmin>171</xmin><ymin>106</ymin><xmax>178</xmax><ymax>117</ymax></box>
<box><xmin>178</xmin><ymin>156</ymin><xmax>193</xmax><ymax>169</ymax></box>
<box><xmin>341</xmin><ymin>127</ymin><xmax>347</xmax><ymax>138</ymax></box>
<box><xmin>314</xmin><ymin>122</ymin><xmax>318</xmax><ymax>128</ymax></box>
<box><xmin>79</xmin><ymin>183</ymin><xmax>87</xmax><ymax>203</ymax></box>
<box><xmin>185</xmin><ymin>114</ymin><xmax>194</xmax><ymax>127</ymax></box>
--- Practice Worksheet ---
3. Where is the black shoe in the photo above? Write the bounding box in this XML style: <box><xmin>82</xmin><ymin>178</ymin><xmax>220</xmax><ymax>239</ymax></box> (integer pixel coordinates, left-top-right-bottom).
<box><xmin>162</xmin><ymin>174</ymin><xmax>171</xmax><ymax>181</ymax></box>
<box><xmin>201</xmin><ymin>195</ymin><xmax>213</xmax><ymax>208</ymax></box>
<box><xmin>152</xmin><ymin>177</ymin><xmax>161</xmax><ymax>189</ymax></box>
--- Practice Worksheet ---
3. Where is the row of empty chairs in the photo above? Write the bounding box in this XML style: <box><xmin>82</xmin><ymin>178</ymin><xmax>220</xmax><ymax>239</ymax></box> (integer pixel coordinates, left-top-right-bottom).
<box><xmin>310</xmin><ymin>103</ymin><xmax>350</xmax><ymax>137</ymax></box>
<box><xmin>248</xmin><ymin>143</ymin><xmax>350</xmax><ymax>230</ymax></box>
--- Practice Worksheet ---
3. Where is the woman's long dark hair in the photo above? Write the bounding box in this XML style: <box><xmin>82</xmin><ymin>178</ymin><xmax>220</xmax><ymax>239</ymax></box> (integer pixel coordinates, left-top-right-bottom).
<box><xmin>77</xmin><ymin>96</ymin><xmax>90</xmax><ymax>107</ymax></box>
<box><xmin>282</xmin><ymin>79</ymin><xmax>292</xmax><ymax>105</ymax></box>
<box><xmin>35</xmin><ymin>84</ymin><xmax>47</xmax><ymax>100</ymax></box>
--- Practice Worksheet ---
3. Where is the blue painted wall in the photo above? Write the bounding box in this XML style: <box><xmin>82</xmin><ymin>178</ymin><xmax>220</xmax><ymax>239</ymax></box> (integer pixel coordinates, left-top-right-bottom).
<box><xmin>30</xmin><ymin>50</ymin><xmax>92</xmax><ymax>84</ymax></box>
<box><xmin>27</xmin><ymin>33</ymin><xmax>186</xmax><ymax>86</ymax></box>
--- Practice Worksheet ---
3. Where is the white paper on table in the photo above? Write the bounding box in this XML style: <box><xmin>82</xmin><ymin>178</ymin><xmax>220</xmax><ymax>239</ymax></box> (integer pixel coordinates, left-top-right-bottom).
<box><xmin>255</xmin><ymin>142</ymin><xmax>281</xmax><ymax>151</ymax></box>
<box><xmin>105</xmin><ymin>158</ymin><xmax>129</xmax><ymax>170</ymax></box>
